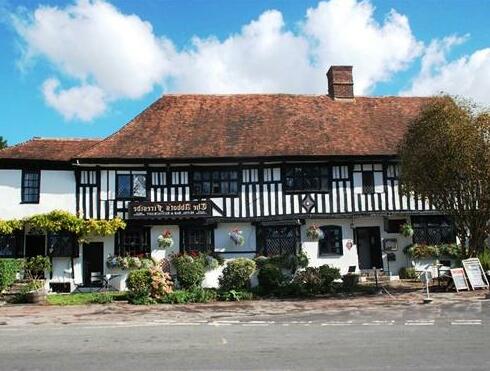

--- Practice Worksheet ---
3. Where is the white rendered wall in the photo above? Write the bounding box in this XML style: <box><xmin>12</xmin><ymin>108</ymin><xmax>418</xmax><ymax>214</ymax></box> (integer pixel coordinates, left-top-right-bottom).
<box><xmin>0</xmin><ymin>170</ymin><xmax>76</xmax><ymax>219</ymax></box>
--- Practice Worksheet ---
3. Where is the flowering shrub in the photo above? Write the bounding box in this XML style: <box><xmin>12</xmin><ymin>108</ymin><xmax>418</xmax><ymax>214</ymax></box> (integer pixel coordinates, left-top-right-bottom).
<box><xmin>148</xmin><ymin>265</ymin><xmax>173</xmax><ymax>299</ymax></box>
<box><xmin>157</xmin><ymin>230</ymin><xmax>173</xmax><ymax>249</ymax></box>
<box><xmin>106</xmin><ymin>254</ymin><xmax>155</xmax><ymax>270</ymax></box>
<box><xmin>306</xmin><ymin>225</ymin><xmax>324</xmax><ymax>240</ymax></box>
<box><xmin>229</xmin><ymin>228</ymin><xmax>245</xmax><ymax>246</ymax></box>
<box><xmin>403</xmin><ymin>243</ymin><xmax>462</xmax><ymax>260</ymax></box>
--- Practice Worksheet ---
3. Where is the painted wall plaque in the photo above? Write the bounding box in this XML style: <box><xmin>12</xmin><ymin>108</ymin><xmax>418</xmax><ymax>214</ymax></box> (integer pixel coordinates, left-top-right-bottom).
<box><xmin>128</xmin><ymin>201</ymin><xmax>213</xmax><ymax>219</ymax></box>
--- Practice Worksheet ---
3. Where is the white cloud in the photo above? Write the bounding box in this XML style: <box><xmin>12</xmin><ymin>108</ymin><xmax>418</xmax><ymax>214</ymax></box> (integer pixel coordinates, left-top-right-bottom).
<box><xmin>303</xmin><ymin>0</ymin><xmax>422</xmax><ymax>94</ymax></box>
<box><xmin>13</xmin><ymin>0</ymin><xmax>423</xmax><ymax>120</ymax></box>
<box><xmin>402</xmin><ymin>36</ymin><xmax>490</xmax><ymax>105</ymax></box>
<box><xmin>42</xmin><ymin>78</ymin><xmax>106</xmax><ymax>121</ymax></box>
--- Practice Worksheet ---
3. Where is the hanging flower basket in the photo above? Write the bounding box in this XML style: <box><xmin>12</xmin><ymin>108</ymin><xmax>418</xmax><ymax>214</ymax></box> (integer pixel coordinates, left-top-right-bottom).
<box><xmin>229</xmin><ymin>228</ymin><xmax>245</xmax><ymax>246</ymax></box>
<box><xmin>157</xmin><ymin>230</ymin><xmax>174</xmax><ymax>249</ymax></box>
<box><xmin>306</xmin><ymin>225</ymin><xmax>324</xmax><ymax>241</ymax></box>
<box><xmin>400</xmin><ymin>223</ymin><xmax>414</xmax><ymax>238</ymax></box>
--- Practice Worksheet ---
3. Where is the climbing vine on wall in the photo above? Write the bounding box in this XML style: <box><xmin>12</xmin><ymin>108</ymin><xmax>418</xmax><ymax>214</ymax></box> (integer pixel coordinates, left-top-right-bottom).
<box><xmin>0</xmin><ymin>210</ymin><xmax>126</xmax><ymax>240</ymax></box>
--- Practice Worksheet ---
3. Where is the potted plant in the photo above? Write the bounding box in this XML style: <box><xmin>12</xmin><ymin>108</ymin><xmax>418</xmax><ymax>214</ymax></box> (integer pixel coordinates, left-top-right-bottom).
<box><xmin>400</xmin><ymin>222</ymin><xmax>414</xmax><ymax>237</ymax></box>
<box><xmin>229</xmin><ymin>228</ymin><xmax>245</xmax><ymax>246</ymax></box>
<box><xmin>23</xmin><ymin>256</ymin><xmax>51</xmax><ymax>304</ymax></box>
<box><xmin>306</xmin><ymin>225</ymin><xmax>324</xmax><ymax>241</ymax></box>
<box><xmin>157</xmin><ymin>230</ymin><xmax>174</xmax><ymax>249</ymax></box>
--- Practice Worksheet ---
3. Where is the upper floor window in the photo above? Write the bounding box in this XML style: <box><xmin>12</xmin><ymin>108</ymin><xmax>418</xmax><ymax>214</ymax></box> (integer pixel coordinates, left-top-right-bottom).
<box><xmin>181</xmin><ymin>225</ymin><xmax>214</xmax><ymax>253</ymax></box>
<box><xmin>284</xmin><ymin>165</ymin><xmax>329</xmax><ymax>192</ymax></box>
<box><xmin>362</xmin><ymin>171</ymin><xmax>375</xmax><ymax>194</ymax></box>
<box><xmin>21</xmin><ymin>170</ymin><xmax>40</xmax><ymax>204</ymax></box>
<box><xmin>386</xmin><ymin>164</ymin><xmax>400</xmax><ymax>179</ymax></box>
<box><xmin>116</xmin><ymin>173</ymin><xmax>147</xmax><ymax>199</ymax></box>
<box><xmin>192</xmin><ymin>169</ymin><xmax>238</xmax><ymax>197</ymax></box>
<box><xmin>319</xmin><ymin>226</ymin><xmax>343</xmax><ymax>255</ymax></box>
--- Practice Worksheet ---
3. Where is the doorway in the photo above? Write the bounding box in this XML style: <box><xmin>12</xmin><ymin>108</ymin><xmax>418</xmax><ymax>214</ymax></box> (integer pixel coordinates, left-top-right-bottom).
<box><xmin>356</xmin><ymin>227</ymin><xmax>383</xmax><ymax>270</ymax></box>
<box><xmin>83</xmin><ymin>242</ymin><xmax>104</xmax><ymax>286</ymax></box>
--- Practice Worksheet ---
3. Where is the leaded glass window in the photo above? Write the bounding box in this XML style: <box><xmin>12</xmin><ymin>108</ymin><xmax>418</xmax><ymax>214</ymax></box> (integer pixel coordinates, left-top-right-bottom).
<box><xmin>284</xmin><ymin>165</ymin><xmax>329</xmax><ymax>192</ymax></box>
<box><xmin>22</xmin><ymin>170</ymin><xmax>40</xmax><ymax>203</ymax></box>
<box><xmin>116</xmin><ymin>174</ymin><xmax>147</xmax><ymax>199</ymax></box>
<box><xmin>319</xmin><ymin>226</ymin><xmax>343</xmax><ymax>255</ymax></box>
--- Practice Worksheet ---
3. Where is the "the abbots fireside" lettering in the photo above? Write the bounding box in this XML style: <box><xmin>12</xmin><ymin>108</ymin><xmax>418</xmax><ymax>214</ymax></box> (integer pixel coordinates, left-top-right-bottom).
<box><xmin>128</xmin><ymin>201</ymin><xmax>212</xmax><ymax>219</ymax></box>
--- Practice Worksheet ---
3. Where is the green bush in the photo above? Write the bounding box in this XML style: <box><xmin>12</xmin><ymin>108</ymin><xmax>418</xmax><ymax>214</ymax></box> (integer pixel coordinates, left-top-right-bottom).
<box><xmin>24</xmin><ymin>256</ymin><xmax>51</xmax><ymax>280</ymax></box>
<box><xmin>172</xmin><ymin>255</ymin><xmax>206</xmax><ymax>290</ymax></box>
<box><xmin>126</xmin><ymin>269</ymin><xmax>152</xmax><ymax>304</ymax></box>
<box><xmin>257</xmin><ymin>264</ymin><xmax>284</xmax><ymax>292</ymax></box>
<box><xmin>319</xmin><ymin>265</ymin><xmax>341</xmax><ymax>293</ymax></box>
<box><xmin>292</xmin><ymin>267</ymin><xmax>323</xmax><ymax>295</ymax></box>
<box><xmin>0</xmin><ymin>259</ymin><xmax>22</xmax><ymax>292</ymax></box>
<box><xmin>219</xmin><ymin>258</ymin><xmax>256</xmax><ymax>291</ymax></box>
<box><xmin>218</xmin><ymin>290</ymin><xmax>253</xmax><ymax>301</ymax></box>
<box><xmin>159</xmin><ymin>288</ymin><xmax>217</xmax><ymax>304</ymax></box>
<box><xmin>256</xmin><ymin>252</ymin><xmax>309</xmax><ymax>274</ymax></box>
<box><xmin>478</xmin><ymin>249</ymin><xmax>490</xmax><ymax>272</ymax></box>
<box><xmin>342</xmin><ymin>274</ymin><xmax>359</xmax><ymax>292</ymax></box>
<box><xmin>90</xmin><ymin>292</ymin><xmax>114</xmax><ymax>304</ymax></box>
<box><xmin>399</xmin><ymin>267</ymin><xmax>417</xmax><ymax>279</ymax></box>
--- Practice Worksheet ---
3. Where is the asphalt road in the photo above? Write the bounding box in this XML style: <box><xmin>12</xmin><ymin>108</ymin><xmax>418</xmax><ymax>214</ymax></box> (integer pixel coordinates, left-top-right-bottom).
<box><xmin>1</xmin><ymin>309</ymin><xmax>489</xmax><ymax>371</ymax></box>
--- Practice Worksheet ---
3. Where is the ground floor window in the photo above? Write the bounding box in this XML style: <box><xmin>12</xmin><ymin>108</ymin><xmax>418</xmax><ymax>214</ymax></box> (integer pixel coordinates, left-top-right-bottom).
<box><xmin>411</xmin><ymin>216</ymin><xmax>455</xmax><ymax>245</ymax></box>
<box><xmin>115</xmin><ymin>227</ymin><xmax>151</xmax><ymax>256</ymax></box>
<box><xmin>180</xmin><ymin>225</ymin><xmax>214</xmax><ymax>253</ymax></box>
<box><xmin>257</xmin><ymin>225</ymin><xmax>300</xmax><ymax>257</ymax></box>
<box><xmin>47</xmin><ymin>231</ymin><xmax>78</xmax><ymax>257</ymax></box>
<box><xmin>319</xmin><ymin>226</ymin><xmax>343</xmax><ymax>255</ymax></box>
<box><xmin>0</xmin><ymin>234</ymin><xmax>17</xmax><ymax>258</ymax></box>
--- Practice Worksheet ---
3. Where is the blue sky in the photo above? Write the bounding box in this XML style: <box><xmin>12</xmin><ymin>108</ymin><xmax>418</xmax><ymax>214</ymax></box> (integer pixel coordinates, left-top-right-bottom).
<box><xmin>1</xmin><ymin>0</ymin><xmax>489</xmax><ymax>145</ymax></box>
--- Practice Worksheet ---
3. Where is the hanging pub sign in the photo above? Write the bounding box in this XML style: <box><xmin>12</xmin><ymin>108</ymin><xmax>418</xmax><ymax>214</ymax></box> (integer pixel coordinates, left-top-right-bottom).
<box><xmin>449</xmin><ymin>268</ymin><xmax>469</xmax><ymax>292</ymax></box>
<box><xmin>462</xmin><ymin>258</ymin><xmax>489</xmax><ymax>290</ymax></box>
<box><xmin>129</xmin><ymin>201</ymin><xmax>213</xmax><ymax>219</ymax></box>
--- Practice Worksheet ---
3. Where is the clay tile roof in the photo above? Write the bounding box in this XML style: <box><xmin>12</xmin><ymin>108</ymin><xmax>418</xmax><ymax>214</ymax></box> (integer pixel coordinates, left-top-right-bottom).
<box><xmin>78</xmin><ymin>95</ymin><xmax>431</xmax><ymax>161</ymax></box>
<box><xmin>0</xmin><ymin>138</ymin><xmax>100</xmax><ymax>162</ymax></box>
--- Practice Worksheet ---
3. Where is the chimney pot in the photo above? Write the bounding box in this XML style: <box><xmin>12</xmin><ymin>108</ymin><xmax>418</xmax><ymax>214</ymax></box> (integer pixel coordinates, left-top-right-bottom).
<box><xmin>327</xmin><ymin>66</ymin><xmax>354</xmax><ymax>100</ymax></box>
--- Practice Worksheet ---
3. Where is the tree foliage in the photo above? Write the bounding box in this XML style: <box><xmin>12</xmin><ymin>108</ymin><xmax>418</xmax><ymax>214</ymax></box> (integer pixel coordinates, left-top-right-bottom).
<box><xmin>399</xmin><ymin>96</ymin><xmax>490</xmax><ymax>257</ymax></box>
<box><xmin>0</xmin><ymin>210</ymin><xmax>126</xmax><ymax>241</ymax></box>
<box><xmin>0</xmin><ymin>136</ymin><xmax>6</xmax><ymax>150</ymax></box>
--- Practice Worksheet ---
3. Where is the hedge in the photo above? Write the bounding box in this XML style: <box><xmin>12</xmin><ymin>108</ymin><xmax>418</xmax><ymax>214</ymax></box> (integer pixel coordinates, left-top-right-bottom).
<box><xmin>0</xmin><ymin>259</ymin><xmax>22</xmax><ymax>292</ymax></box>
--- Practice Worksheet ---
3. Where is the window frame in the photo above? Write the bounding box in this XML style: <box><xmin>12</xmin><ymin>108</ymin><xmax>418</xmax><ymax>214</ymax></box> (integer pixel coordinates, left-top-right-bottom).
<box><xmin>191</xmin><ymin>168</ymin><xmax>240</xmax><ymax>198</ymax></box>
<box><xmin>115</xmin><ymin>227</ymin><xmax>151</xmax><ymax>257</ymax></box>
<box><xmin>115</xmin><ymin>173</ymin><xmax>148</xmax><ymax>200</ymax></box>
<box><xmin>361</xmin><ymin>171</ymin><xmax>375</xmax><ymax>194</ymax></box>
<box><xmin>411</xmin><ymin>215</ymin><xmax>456</xmax><ymax>245</ymax></box>
<box><xmin>21</xmin><ymin>169</ymin><xmax>41</xmax><ymax>204</ymax></box>
<box><xmin>318</xmin><ymin>225</ymin><xmax>343</xmax><ymax>256</ymax></box>
<box><xmin>282</xmin><ymin>164</ymin><xmax>330</xmax><ymax>193</ymax></box>
<box><xmin>256</xmin><ymin>224</ymin><xmax>300</xmax><ymax>257</ymax></box>
<box><xmin>180</xmin><ymin>225</ymin><xmax>215</xmax><ymax>254</ymax></box>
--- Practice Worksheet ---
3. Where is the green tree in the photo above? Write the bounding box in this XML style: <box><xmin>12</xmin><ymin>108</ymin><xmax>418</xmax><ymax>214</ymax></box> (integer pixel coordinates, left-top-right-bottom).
<box><xmin>0</xmin><ymin>136</ymin><xmax>6</xmax><ymax>149</ymax></box>
<box><xmin>399</xmin><ymin>96</ymin><xmax>490</xmax><ymax>257</ymax></box>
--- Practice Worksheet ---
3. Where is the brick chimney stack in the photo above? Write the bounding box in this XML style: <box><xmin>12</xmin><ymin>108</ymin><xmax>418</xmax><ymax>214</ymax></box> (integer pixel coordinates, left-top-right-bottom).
<box><xmin>327</xmin><ymin>66</ymin><xmax>354</xmax><ymax>100</ymax></box>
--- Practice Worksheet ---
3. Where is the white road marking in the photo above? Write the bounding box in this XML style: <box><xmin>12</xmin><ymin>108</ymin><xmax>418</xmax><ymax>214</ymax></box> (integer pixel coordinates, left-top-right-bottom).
<box><xmin>451</xmin><ymin>320</ymin><xmax>482</xmax><ymax>326</ymax></box>
<box><xmin>405</xmin><ymin>320</ymin><xmax>435</xmax><ymax>326</ymax></box>
<box><xmin>242</xmin><ymin>323</ymin><xmax>270</xmax><ymax>327</ymax></box>
<box><xmin>321</xmin><ymin>321</ymin><xmax>353</xmax><ymax>326</ymax></box>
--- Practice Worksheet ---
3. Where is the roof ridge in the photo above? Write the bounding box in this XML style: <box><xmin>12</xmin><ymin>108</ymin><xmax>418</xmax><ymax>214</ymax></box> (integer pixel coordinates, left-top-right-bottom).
<box><xmin>31</xmin><ymin>137</ymin><xmax>102</xmax><ymax>141</ymax></box>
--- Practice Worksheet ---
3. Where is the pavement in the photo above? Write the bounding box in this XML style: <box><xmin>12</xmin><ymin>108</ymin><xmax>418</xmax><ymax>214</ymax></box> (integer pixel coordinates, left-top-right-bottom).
<box><xmin>0</xmin><ymin>290</ymin><xmax>489</xmax><ymax>370</ymax></box>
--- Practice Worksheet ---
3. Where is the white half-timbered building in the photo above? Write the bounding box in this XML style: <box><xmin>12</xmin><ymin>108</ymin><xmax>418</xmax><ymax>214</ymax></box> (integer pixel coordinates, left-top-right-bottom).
<box><xmin>0</xmin><ymin>66</ymin><xmax>456</xmax><ymax>290</ymax></box>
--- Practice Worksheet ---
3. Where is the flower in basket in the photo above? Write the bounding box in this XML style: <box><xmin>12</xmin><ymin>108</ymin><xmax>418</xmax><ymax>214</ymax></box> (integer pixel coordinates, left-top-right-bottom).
<box><xmin>157</xmin><ymin>229</ymin><xmax>174</xmax><ymax>249</ymax></box>
<box><xmin>106</xmin><ymin>254</ymin><xmax>118</xmax><ymax>269</ymax></box>
<box><xmin>229</xmin><ymin>228</ymin><xmax>245</xmax><ymax>246</ymax></box>
<box><xmin>306</xmin><ymin>225</ymin><xmax>324</xmax><ymax>241</ymax></box>
<box><xmin>400</xmin><ymin>223</ymin><xmax>414</xmax><ymax>237</ymax></box>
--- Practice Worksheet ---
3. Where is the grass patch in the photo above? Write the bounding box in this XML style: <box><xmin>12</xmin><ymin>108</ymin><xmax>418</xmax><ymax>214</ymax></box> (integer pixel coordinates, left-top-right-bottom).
<box><xmin>47</xmin><ymin>292</ymin><xmax>127</xmax><ymax>306</ymax></box>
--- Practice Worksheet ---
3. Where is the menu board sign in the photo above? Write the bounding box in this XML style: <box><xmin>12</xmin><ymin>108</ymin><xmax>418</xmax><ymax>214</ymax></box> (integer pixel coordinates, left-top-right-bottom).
<box><xmin>462</xmin><ymin>258</ymin><xmax>489</xmax><ymax>290</ymax></box>
<box><xmin>450</xmin><ymin>268</ymin><xmax>469</xmax><ymax>292</ymax></box>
